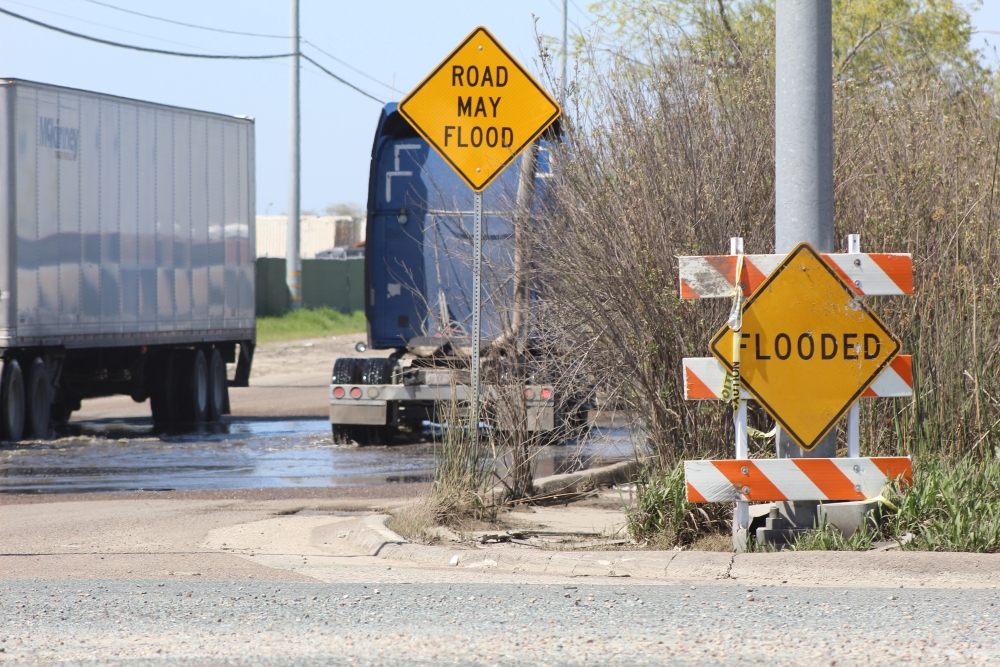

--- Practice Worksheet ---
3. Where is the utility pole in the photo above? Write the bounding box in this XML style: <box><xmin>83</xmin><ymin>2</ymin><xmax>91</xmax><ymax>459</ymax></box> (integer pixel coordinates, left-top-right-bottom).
<box><xmin>286</xmin><ymin>0</ymin><xmax>302</xmax><ymax>310</ymax></box>
<box><xmin>560</xmin><ymin>0</ymin><xmax>568</xmax><ymax>105</ymax></box>
<box><xmin>773</xmin><ymin>0</ymin><xmax>835</xmax><ymax>528</ymax></box>
<box><xmin>775</xmin><ymin>0</ymin><xmax>834</xmax><ymax>460</ymax></box>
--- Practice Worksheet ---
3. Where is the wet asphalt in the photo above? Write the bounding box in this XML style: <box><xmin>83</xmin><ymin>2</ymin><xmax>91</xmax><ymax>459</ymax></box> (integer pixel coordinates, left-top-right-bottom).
<box><xmin>0</xmin><ymin>419</ymin><xmax>633</xmax><ymax>494</ymax></box>
<box><xmin>1</xmin><ymin>579</ymin><xmax>996</xmax><ymax>665</ymax></box>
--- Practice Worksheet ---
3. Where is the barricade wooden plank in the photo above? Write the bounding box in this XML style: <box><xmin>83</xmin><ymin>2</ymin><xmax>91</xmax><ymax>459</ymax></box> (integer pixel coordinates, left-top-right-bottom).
<box><xmin>684</xmin><ymin>457</ymin><xmax>911</xmax><ymax>502</ymax></box>
<box><xmin>682</xmin><ymin>356</ymin><xmax>912</xmax><ymax>400</ymax></box>
<box><xmin>678</xmin><ymin>253</ymin><xmax>913</xmax><ymax>298</ymax></box>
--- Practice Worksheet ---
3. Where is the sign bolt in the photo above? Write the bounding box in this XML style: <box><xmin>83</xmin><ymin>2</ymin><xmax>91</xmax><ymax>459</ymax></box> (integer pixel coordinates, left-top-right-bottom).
<box><xmin>741</xmin><ymin>466</ymin><xmax>749</xmax><ymax>475</ymax></box>
<box><xmin>854</xmin><ymin>259</ymin><xmax>861</xmax><ymax>267</ymax></box>
<box><xmin>854</xmin><ymin>280</ymin><xmax>862</xmax><ymax>288</ymax></box>
<box><xmin>853</xmin><ymin>464</ymin><xmax>861</xmax><ymax>473</ymax></box>
<box><xmin>476</xmin><ymin>168</ymin><xmax>481</xmax><ymax>172</ymax></box>
<box><xmin>854</xmin><ymin>484</ymin><xmax>862</xmax><ymax>492</ymax></box>
<box><xmin>741</xmin><ymin>485</ymin><xmax>751</xmax><ymax>495</ymax></box>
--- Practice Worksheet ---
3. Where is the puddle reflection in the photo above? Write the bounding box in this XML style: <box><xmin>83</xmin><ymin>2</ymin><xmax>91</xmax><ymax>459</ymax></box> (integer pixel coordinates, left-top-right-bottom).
<box><xmin>0</xmin><ymin>418</ymin><xmax>636</xmax><ymax>494</ymax></box>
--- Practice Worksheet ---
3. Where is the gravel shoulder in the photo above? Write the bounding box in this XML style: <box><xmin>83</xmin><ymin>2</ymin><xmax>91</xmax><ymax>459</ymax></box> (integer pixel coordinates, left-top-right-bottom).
<box><xmin>1</xmin><ymin>579</ymin><xmax>995</xmax><ymax>666</ymax></box>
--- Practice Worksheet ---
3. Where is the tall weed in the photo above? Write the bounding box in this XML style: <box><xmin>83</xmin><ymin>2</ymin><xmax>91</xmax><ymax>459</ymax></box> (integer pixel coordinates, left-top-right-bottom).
<box><xmin>626</xmin><ymin>461</ymin><xmax>730</xmax><ymax>547</ymax></box>
<box><xmin>886</xmin><ymin>454</ymin><xmax>1000</xmax><ymax>553</ymax></box>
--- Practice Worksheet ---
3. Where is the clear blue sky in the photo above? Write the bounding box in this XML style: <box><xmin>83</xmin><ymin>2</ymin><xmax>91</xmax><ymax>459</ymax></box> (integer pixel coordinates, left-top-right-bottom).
<box><xmin>0</xmin><ymin>1</ymin><xmax>994</xmax><ymax>215</ymax></box>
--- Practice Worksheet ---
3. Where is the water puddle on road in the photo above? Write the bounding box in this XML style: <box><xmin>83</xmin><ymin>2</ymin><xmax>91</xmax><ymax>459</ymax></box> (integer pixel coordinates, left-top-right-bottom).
<box><xmin>0</xmin><ymin>419</ymin><xmax>636</xmax><ymax>494</ymax></box>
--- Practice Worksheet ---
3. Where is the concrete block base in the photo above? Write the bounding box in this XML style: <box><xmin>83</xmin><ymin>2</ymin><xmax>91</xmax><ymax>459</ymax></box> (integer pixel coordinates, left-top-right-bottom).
<box><xmin>817</xmin><ymin>500</ymin><xmax>881</xmax><ymax>538</ymax></box>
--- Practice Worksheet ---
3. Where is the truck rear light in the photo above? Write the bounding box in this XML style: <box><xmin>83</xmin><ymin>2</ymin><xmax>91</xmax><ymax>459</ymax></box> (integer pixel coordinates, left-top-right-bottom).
<box><xmin>350</xmin><ymin>387</ymin><xmax>363</xmax><ymax>399</ymax></box>
<box><xmin>540</xmin><ymin>388</ymin><xmax>552</xmax><ymax>399</ymax></box>
<box><xmin>524</xmin><ymin>388</ymin><xmax>535</xmax><ymax>399</ymax></box>
<box><xmin>367</xmin><ymin>387</ymin><xmax>380</xmax><ymax>398</ymax></box>
<box><xmin>332</xmin><ymin>386</ymin><xmax>345</xmax><ymax>399</ymax></box>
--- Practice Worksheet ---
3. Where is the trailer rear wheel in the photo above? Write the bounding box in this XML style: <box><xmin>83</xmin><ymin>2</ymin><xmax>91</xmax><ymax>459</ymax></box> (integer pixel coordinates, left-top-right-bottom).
<box><xmin>207</xmin><ymin>348</ymin><xmax>228</xmax><ymax>423</ymax></box>
<box><xmin>24</xmin><ymin>358</ymin><xmax>51</xmax><ymax>440</ymax></box>
<box><xmin>332</xmin><ymin>357</ymin><xmax>361</xmax><ymax>384</ymax></box>
<box><xmin>175</xmin><ymin>349</ymin><xmax>209</xmax><ymax>424</ymax></box>
<box><xmin>331</xmin><ymin>358</ymin><xmax>362</xmax><ymax>445</ymax></box>
<box><xmin>1</xmin><ymin>359</ymin><xmax>24</xmax><ymax>442</ymax></box>
<box><xmin>331</xmin><ymin>424</ymin><xmax>356</xmax><ymax>445</ymax></box>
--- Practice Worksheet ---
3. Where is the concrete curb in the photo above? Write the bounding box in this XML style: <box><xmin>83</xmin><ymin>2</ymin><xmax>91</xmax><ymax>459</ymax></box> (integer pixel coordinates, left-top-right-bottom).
<box><xmin>531</xmin><ymin>460</ymin><xmax>640</xmax><ymax>497</ymax></box>
<box><xmin>351</xmin><ymin>514</ymin><xmax>409</xmax><ymax>556</ymax></box>
<box><xmin>351</xmin><ymin>516</ymin><xmax>1000</xmax><ymax>588</ymax></box>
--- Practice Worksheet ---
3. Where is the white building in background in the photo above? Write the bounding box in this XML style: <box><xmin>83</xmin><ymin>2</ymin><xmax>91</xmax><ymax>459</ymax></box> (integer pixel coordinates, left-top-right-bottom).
<box><xmin>255</xmin><ymin>215</ymin><xmax>365</xmax><ymax>259</ymax></box>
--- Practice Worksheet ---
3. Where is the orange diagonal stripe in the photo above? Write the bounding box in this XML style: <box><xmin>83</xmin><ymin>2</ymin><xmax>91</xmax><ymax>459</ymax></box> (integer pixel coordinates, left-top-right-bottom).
<box><xmin>823</xmin><ymin>254</ymin><xmax>863</xmax><ymax>295</ymax></box>
<box><xmin>890</xmin><ymin>355</ymin><xmax>913</xmax><ymax>387</ymax></box>
<box><xmin>792</xmin><ymin>459</ymin><xmax>865</xmax><ymax>500</ymax></box>
<box><xmin>742</xmin><ymin>259</ymin><xmax>768</xmax><ymax>295</ymax></box>
<box><xmin>686</xmin><ymin>483</ymin><xmax>708</xmax><ymax>503</ymax></box>
<box><xmin>685</xmin><ymin>367</ymin><xmax>719</xmax><ymax>399</ymax></box>
<box><xmin>680</xmin><ymin>280</ymin><xmax>700</xmax><ymax>299</ymax></box>
<box><xmin>712</xmin><ymin>460</ymin><xmax>787</xmax><ymax>501</ymax></box>
<box><xmin>869</xmin><ymin>254</ymin><xmax>914</xmax><ymax>294</ymax></box>
<box><xmin>870</xmin><ymin>457</ymin><xmax>912</xmax><ymax>488</ymax></box>
<box><xmin>704</xmin><ymin>256</ymin><xmax>737</xmax><ymax>286</ymax></box>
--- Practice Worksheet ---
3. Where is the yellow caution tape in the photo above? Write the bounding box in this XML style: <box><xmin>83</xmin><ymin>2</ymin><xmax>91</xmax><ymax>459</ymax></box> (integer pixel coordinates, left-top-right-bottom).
<box><xmin>720</xmin><ymin>254</ymin><xmax>745</xmax><ymax>410</ymax></box>
<box><xmin>748</xmin><ymin>425</ymin><xmax>776</xmax><ymax>440</ymax></box>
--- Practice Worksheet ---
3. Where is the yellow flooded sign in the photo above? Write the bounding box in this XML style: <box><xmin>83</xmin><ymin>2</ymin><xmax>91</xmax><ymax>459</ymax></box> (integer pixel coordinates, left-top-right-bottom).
<box><xmin>710</xmin><ymin>243</ymin><xmax>901</xmax><ymax>450</ymax></box>
<box><xmin>398</xmin><ymin>26</ymin><xmax>561</xmax><ymax>192</ymax></box>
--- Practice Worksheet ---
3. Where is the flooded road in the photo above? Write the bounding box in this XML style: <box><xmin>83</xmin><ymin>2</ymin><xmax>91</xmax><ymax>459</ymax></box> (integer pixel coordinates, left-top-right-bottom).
<box><xmin>0</xmin><ymin>419</ymin><xmax>635</xmax><ymax>494</ymax></box>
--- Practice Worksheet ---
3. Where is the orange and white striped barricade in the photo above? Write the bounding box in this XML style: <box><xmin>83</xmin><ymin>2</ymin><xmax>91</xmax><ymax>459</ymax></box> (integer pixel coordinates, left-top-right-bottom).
<box><xmin>679</xmin><ymin>253</ymin><xmax>913</xmax><ymax>299</ymax></box>
<box><xmin>679</xmin><ymin>235</ymin><xmax>914</xmax><ymax>515</ymax></box>
<box><xmin>684</xmin><ymin>457</ymin><xmax>912</xmax><ymax>503</ymax></box>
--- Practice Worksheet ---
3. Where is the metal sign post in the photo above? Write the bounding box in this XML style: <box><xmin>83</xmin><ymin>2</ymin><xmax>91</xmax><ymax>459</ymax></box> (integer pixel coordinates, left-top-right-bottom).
<box><xmin>396</xmin><ymin>26</ymin><xmax>561</xmax><ymax>442</ymax></box>
<box><xmin>471</xmin><ymin>191</ymin><xmax>483</xmax><ymax>437</ymax></box>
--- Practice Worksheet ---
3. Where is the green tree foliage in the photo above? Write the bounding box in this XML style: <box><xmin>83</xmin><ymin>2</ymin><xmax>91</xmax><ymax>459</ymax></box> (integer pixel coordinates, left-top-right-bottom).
<box><xmin>583</xmin><ymin>0</ymin><xmax>987</xmax><ymax>84</ymax></box>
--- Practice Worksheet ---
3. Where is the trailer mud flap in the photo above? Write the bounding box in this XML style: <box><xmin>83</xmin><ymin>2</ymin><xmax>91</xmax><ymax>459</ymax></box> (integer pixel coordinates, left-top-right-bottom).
<box><xmin>331</xmin><ymin>402</ymin><xmax>388</xmax><ymax>426</ymax></box>
<box><xmin>230</xmin><ymin>341</ymin><xmax>255</xmax><ymax>387</ymax></box>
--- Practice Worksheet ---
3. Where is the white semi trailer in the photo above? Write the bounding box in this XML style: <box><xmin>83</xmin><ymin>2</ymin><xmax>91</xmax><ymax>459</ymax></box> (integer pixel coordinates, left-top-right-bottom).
<box><xmin>0</xmin><ymin>79</ymin><xmax>256</xmax><ymax>440</ymax></box>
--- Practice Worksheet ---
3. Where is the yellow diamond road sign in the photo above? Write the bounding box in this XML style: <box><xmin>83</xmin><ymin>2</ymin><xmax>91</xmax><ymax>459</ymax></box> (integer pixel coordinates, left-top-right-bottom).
<box><xmin>398</xmin><ymin>26</ymin><xmax>561</xmax><ymax>192</ymax></box>
<box><xmin>710</xmin><ymin>243</ymin><xmax>901</xmax><ymax>451</ymax></box>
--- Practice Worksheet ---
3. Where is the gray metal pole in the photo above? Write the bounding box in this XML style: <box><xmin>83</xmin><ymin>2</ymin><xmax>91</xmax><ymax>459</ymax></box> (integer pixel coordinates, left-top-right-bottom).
<box><xmin>774</xmin><ymin>0</ymin><xmax>835</xmax><ymax>461</ymax></box>
<box><xmin>471</xmin><ymin>191</ymin><xmax>483</xmax><ymax>442</ymax></box>
<box><xmin>560</xmin><ymin>0</ymin><xmax>568</xmax><ymax>105</ymax></box>
<box><xmin>286</xmin><ymin>0</ymin><xmax>302</xmax><ymax>310</ymax></box>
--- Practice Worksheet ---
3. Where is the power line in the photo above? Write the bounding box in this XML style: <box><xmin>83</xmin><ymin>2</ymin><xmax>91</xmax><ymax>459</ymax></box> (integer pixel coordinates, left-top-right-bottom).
<box><xmin>300</xmin><ymin>53</ymin><xmax>384</xmax><ymax>103</ymax></box>
<box><xmin>0</xmin><ymin>5</ymin><xmax>385</xmax><ymax>102</ymax></box>
<box><xmin>3</xmin><ymin>0</ymin><xmax>238</xmax><ymax>55</ymax></box>
<box><xmin>0</xmin><ymin>6</ymin><xmax>290</xmax><ymax>59</ymax></box>
<box><xmin>302</xmin><ymin>39</ymin><xmax>393</xmax><ymax>92</ymax></box>
<box><xmin>76</xmin><ymin>0</ymin><xmax>394</xmax><ymax>96</ymax></box>
<box><xmin>80</xmin><ymin>0</ymin><xmax>287</xmax><ymax>39</ymax></box>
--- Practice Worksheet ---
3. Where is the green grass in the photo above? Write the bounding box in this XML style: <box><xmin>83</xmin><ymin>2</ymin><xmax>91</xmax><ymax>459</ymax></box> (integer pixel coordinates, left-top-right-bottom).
<box><xmin>625</xmin><ymin>461</ymin><xmax>731</xmax><ymax>548</ymax></box>
<box><xmin>256</xmin><ymin>308</ymin><xmax>366</xmax><ymax>343</ymax></box>
<box><xmin>630</xmin><ymin>453</ymin><xmax>1000</xmax><ymax>553</ymax></box>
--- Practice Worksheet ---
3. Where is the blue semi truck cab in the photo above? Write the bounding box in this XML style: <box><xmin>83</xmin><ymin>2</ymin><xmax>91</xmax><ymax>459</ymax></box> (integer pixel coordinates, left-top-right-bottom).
<box><xmin>328</xmin><ymin>103</ymin><xmax>566</xmax><ymax>444</ymax></box>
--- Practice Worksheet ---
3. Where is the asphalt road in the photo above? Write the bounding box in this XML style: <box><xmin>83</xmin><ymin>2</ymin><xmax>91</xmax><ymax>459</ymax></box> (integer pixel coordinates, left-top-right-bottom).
<box><xmin>2</xmin><ymin>579</ymin><xmax>996</xmax><ymax>666</ymax></box>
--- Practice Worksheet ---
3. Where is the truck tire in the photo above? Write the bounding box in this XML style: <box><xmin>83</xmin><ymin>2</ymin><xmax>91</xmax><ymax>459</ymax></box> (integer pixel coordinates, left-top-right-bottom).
<box><xmin>149</xmin><ymin>351</ymin><xmax>176</xmax><ymax>427</ymax></box>
<box><xmin>1</xmin><ymin>359</ymin><xmax>25</xmax><ymax>442</ymax></box>
<box><xmin>330</xmin><ymin>358</ymin><xmax>363</xmax><ymax>445</ymax></box>
<box><xmin>174</xmin><ymin>349</ymin><xmax>209</xmax><ymax>424</ymax></box>
<box><xmin>331</xmin><ymin>424</ymin><xmax>356</xmax><ymax>445</ymax></box>
<box><xmin>332</xmin><ymin>357</ymin><xmax>361</xmax><ymax>384</ymax></box>
<box><xmin>360</xmin><ymin>357</ymin><xmax>397</xmax><ymax>384</ymax></box>
<box><xmin>24</xmin><ymin>357</ymin><xmax>51</xmax><ymax>440</ymax></box>
<box><xmin>206</xmin><ymin>348</ymin><xmax>228</xmax><ymax>423</ymax></box>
